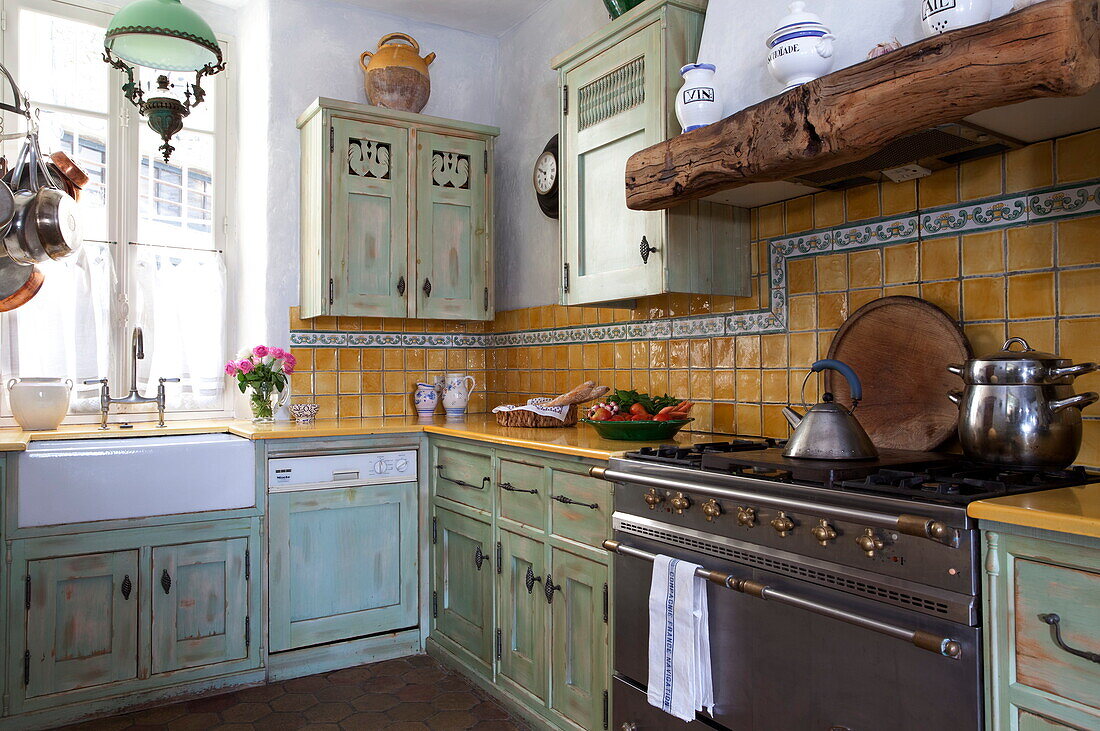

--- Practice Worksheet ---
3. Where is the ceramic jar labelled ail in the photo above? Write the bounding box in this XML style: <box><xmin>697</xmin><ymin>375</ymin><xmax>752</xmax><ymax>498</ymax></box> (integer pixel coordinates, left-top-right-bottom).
<box><xmin>675</xmin><ymin>63</ymin><xmax>721</xmax><ymax>133</ymax></box>
<box><xmin>921</xmin><ymin>0</ymin><xmax>993</xmax><ymax>36</ymax></box>
<box><xmin>766</xmin><ymin>2</ymin><xmax>836</xmax><ymax>92</ymax></box>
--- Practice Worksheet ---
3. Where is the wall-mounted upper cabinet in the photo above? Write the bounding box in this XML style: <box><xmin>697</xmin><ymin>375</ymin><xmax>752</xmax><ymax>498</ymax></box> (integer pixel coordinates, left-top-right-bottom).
<box><xmin>298</xmin><ymin>99</ymin><xmax>499</xmax><ymax>321</ymax></box>
<box><xmin>552</xmin><ymin>0</ymin><xmax>750</xmax><ymax>306</ymax></box>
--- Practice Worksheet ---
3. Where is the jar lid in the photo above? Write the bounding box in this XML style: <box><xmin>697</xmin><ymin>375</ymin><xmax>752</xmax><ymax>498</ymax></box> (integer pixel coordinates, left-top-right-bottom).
<box><xmin>768</xmin><ymin>1</ymin><xmax>830</xmax><ymax>47</ymax></box>
<box><xmin>680</xmin><ymin>62</ymin><xmax>716</xmax><ymax>75</ymax></box>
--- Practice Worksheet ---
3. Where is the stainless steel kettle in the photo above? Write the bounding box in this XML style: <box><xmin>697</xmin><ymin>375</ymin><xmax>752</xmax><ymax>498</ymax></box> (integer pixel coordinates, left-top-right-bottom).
<box><xmin>783</xmin><ymin>359</ymin><xmax>879</xmax><ymax>460</ymax></box>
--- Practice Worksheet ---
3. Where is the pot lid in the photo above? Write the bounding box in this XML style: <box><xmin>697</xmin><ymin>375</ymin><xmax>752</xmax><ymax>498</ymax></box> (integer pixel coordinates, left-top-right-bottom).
<box><xmin>976</xmin><ymin>337</ymin><xmax>1065</xmax><ymax>365</ymax></box>
<box><xmin>953</xmin><ymin>336</ymin><xmax>1099</xmax><ymax>385</ymax></box>
<box><xmin>768</xmin><ymin>1</ymin><xmax>831</xmax><ymax>46</ymax></box>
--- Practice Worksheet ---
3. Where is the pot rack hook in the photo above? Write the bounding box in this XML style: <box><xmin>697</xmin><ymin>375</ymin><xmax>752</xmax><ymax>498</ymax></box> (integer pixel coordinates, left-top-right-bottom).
<box><xmin>0</xmin><ymin>62</ymin><xmax>32</xmax><ymax>121</ymax></box>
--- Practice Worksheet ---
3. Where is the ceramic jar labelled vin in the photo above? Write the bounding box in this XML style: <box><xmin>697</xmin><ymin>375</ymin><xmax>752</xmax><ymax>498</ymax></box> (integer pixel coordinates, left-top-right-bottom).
<box><xmin>675</xmin><ymin>63</ymin><xmax>721</xmax><ymax>133</ymax></box>
<box><xmin>766</xmin><ymin>2</ymin><xmax>836</xmax><ymax>92</ymax></box>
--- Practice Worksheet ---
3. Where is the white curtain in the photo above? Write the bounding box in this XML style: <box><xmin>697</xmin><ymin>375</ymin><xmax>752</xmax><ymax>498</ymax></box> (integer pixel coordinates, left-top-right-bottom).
<box><xmin>132</xmin><ymin>246</ymin><xmax>226</xmax><ymax>411</ymax></box>
<box><xmin>0</xmin><ymin>242</ymin><xmax>114</xmax><ymax>414</ymax></box>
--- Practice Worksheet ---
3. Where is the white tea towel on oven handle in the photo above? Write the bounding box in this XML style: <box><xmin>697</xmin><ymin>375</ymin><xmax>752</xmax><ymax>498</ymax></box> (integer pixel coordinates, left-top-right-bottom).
<box><xmin>647</xmin><ymin>554</ymin><xmax>715</xmax><ymax>722</ymax></box>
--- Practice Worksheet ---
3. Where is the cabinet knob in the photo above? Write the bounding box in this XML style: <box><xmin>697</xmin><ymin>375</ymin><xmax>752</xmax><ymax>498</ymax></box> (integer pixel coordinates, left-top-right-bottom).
<box><xmin>639</xmin><ymin>235</ymin><xmax>657</xmax><ymax>264</ymax></box>
<box><xmin>525</xmin><ymin>566</ymin><xmax>543</xmax><ymax>595</ymax></box>
<box><xmin>474</xmin><ymin>545</ymin><xmax>486</xmax><ymax>571</ymax></box>
<box><xmin>397</xmin><ymin>276</ymin><xmax>406</xmax><ymax>296</ymax></box>
<box><xmin>423</xmin><ymin>278</ymin><xmax>432</xmax><ymax>297</ymax></box>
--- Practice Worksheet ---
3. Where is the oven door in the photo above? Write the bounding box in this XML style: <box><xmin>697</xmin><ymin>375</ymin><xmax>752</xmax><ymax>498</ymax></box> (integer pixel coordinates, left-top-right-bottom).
<box><xmin>612</xmin><ymin>531</ymin><xmax>982</xmax><ymax>731</ymax></box>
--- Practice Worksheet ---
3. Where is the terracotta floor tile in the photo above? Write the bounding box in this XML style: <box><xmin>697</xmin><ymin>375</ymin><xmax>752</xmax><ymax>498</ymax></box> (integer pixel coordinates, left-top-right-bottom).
<box><xmin>61</xmin><ymin>656</ymin><xmax>526</xmax><ymax>731</ymax></box>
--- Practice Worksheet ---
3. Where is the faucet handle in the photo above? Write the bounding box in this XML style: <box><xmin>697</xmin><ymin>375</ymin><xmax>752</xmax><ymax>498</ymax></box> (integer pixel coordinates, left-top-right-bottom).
<box><xmin>83</xmin><ymin>378</ymin><xmax>107</xmax><ymax>385</ymax></box>
<box><xmin>159</xmin><ymin>377</ymin><xmax>181</xmax><ymax>384</ymax></box>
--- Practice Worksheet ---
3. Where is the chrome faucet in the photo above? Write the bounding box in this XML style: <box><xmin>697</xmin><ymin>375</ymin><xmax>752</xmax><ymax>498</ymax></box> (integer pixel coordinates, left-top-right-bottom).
<box><xmin>84</xmin><ymin>327</ymin><xmax>180</xmax><ymax>429</ymax></box>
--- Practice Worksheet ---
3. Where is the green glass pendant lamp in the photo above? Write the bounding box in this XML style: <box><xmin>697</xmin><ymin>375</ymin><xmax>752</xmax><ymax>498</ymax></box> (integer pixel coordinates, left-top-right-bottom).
<box><xmin>103</xmin><ymin>0</ymin><xmax>225</xmax><ymax>162</ymax></box>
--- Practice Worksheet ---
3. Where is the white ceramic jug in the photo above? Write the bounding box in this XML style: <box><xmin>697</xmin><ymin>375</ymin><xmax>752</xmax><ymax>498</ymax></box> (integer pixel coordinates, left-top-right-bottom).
<box><xmin>675</xmin><ymin>63</ymin><xmax>721</xmax><ymax>133</ymax></box>
<box><xmin>766</xmin><ymin>2</ymin><xmax>836</xmax><ymax>92</ymax></box>
<box><xmin>921</xmin><ymin>0</ymin><xmax>992</xmax><ymax>36</ymax></box>
<box><xmin>7</xmin><ymin>377</ymin><xmax>72</xmax><ymax>431</ymax></box>
<box><xmin>414</xmin><ymin>382</ymin><xmax>439</xmax><ymax>419</ymax></box>
<box><xmin>442</xmin><ymin>373</ymin><xmax>476</xmax><ymax>417</ymax></box>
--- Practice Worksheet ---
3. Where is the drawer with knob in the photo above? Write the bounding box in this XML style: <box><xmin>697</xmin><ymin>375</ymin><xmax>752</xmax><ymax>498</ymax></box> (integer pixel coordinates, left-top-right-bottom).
<box><xmin>551</xmin><ymin>469</ymin><xmax>611</xmax><ymax>549</ymax></box>
<box><xmin>498</xmin><ymin>458</ymin><xmax>546</xmax><ymax>530</ymax></box>
<box><xmin>430</xmin><ymin>442</ymin><xmax>492</xmax><ymax>511</ymax></box>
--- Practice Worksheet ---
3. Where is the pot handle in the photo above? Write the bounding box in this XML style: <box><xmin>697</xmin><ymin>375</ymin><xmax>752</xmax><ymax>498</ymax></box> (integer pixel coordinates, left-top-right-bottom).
<box><xmin>811</xmin><ymin>359</ymin><xmax>863</xmax><ymax>402</ymax></box>
<box><xmin>1049</xmin><ymin>392</ymin><xmax>1099</xmax><ymax>414</ymax></box>
<box><xmin>378</xmin><ymin>32</ymin><xmax>420</xmax><ymax>52</ymax></box>
<box><xmin>6</xmin><ymin>378</ymin><xmax>17</xmax><ymax>390</ymax></box>
<box><xmin>64</xmin><ymin>379</ymin><xmax>73</xmax><ymax>391</ymax></box>
<box><xmin>947</xmin><ymin>363</ymin><xmax>964</xmax><ymax>377</ymax></box>
<box><xmin>1050</xmin><ymin>362</ymin><xmax>1098</xmax><ymax>380</ymax></box>
<box><xmin>359</xmin><ymin>50</ymin><xmax>373</xmax><ymax>71</ymax></box>
<box><xmin>947</xmin><ymin>390</ymin><xmax>963</xmax><ymax>407</ymax></box>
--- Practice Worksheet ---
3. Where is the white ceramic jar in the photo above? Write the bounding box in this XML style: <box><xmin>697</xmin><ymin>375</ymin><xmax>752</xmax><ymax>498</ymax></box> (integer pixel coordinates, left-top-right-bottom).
<box><xmin>766</xmin><ymin>2</ymin><xmax>836</xmax><ymax>92</ymax></box>
<box><xmin>921</xmin><ymin>0</ymin><xmax>993</xmax><ymax>36</ymax></box>
<box><xmin>442</xmin><ymin>373</ymin><xmax>476</xmax><ymax>418</ymax></box>
<box><xmin>675</xmin><ymin>63</ymin><xmax>721</xmax><ymax>133</ymax></box>
<box><xmin>7</xmin><ymin>377</ymin><xmax>72</xmax><ymax>431</ymax></box>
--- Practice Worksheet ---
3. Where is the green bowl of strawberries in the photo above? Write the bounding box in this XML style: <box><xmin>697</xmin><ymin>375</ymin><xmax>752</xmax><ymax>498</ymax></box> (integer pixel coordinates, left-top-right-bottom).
<box><xmin>580</xmin><ymin>389</ymin><xmax>695</xmax><ymax>441</ymax></box>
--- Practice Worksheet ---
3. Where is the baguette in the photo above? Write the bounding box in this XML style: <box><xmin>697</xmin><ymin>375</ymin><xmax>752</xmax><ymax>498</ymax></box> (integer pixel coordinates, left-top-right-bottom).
<box><xmin>546</xmin><ymin>382</ymin><xmax>609</xmax><ymax>407</ymax></box>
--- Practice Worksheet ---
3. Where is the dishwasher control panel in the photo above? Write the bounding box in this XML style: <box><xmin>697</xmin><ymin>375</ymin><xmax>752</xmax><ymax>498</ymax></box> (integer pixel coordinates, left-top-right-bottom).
<box><xmin>268</xmin><ymin>449</ymin><xmax>418</xmax><ymax>492</ymax></box>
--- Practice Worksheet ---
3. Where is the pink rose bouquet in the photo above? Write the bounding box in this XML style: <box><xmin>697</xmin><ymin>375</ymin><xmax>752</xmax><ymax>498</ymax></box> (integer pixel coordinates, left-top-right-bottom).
<box><xmin>225</xmin><ymin>345</ymin><xmax>295</xmax><ymax>422</ymax></box>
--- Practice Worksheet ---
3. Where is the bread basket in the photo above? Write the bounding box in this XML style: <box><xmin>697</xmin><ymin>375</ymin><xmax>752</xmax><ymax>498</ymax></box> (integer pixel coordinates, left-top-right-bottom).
<box><xmin>493</xmin><ymin>382</ymin><xmax>609</xmax><ymax>428</ymax></box>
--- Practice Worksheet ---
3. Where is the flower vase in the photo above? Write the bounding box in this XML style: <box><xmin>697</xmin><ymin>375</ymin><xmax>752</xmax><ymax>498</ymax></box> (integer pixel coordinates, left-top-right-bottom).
<box><xmin>248</xmin><ymin>385</ymin><xmax>288</xmax><ymax>423</ymax></box>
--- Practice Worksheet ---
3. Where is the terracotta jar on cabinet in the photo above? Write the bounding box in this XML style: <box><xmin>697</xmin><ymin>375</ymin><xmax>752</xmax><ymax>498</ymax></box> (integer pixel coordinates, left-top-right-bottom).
<box><xmin>359</xmin><ymin>33</ymin><xmax>436</xmax><ymax>113</ymax></box>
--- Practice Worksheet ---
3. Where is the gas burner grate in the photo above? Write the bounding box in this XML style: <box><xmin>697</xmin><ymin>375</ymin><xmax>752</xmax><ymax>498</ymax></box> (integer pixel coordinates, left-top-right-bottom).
<box><xmin>839</xmin><ymin>464</ymin><xmax>1094</xmax><ymax>504</ymax></box>
<box><xmin>627</xmin><ymin>436</ymin><xmax>782</xmax><ymax>468</ymax></box>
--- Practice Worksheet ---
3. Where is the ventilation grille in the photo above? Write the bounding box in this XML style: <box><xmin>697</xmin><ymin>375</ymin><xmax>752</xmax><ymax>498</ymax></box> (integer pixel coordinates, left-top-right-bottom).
<box><xmin>578</xmin><ymin>56</ymin><xmax>645</xmax><ymax>131</ymax></box>
<box><xmin>617</xmin><ymin>519</ymin><xmax>951</xmax><ymax>617</ymax></box>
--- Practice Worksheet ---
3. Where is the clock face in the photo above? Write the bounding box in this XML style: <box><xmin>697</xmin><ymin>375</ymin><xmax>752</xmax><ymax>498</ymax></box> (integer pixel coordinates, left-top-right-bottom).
<box><xmin>533</xmin><ymin>151</ymin><xmax>557</xmax><ymax>194</ymax></box>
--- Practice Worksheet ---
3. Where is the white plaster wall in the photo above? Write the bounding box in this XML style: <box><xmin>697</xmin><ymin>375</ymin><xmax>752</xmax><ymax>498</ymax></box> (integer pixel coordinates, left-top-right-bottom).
<box><xmin>699</xmin><ymin>0</ymin><xmax>1015</xmax><ymax>118</ymax></box>
<box><xmin>492</xmin><ymin>0</ymin><xmax>608</xmax><ymax>312</ymax></box>
<box><xmin>236</xmin><ymin>0</ymin><xmax>502</xmax><ymax>346</ymax></box>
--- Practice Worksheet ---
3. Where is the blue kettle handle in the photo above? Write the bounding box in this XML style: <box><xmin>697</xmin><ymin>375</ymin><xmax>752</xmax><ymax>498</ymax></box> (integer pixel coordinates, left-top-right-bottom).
<box><xmin>811</xmin><ymin>359</ymin><xmax>863</xmax><ymax>402</ymax></box>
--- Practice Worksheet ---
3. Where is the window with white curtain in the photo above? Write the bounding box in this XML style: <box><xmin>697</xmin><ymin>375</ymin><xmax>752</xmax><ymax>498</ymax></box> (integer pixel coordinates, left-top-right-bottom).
<box><xmin>0</xmin><ymin>0</ymin><xmax>233</xmax><ymax>419</ymax></box>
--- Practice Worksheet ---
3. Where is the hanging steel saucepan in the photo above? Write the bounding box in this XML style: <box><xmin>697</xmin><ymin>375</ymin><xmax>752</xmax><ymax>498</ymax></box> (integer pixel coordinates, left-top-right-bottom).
<box><xmin>2</xmin><ymin>130</ymin><xmax>82</xmax><ymax>263</ymax></box>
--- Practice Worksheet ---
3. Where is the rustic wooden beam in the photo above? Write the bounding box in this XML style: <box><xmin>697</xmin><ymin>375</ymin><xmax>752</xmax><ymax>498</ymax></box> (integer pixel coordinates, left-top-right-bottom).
<box><xmin>625</xmin><ymin>0</ymin><xmax>1100</xmax><ymax>211</ymax></box>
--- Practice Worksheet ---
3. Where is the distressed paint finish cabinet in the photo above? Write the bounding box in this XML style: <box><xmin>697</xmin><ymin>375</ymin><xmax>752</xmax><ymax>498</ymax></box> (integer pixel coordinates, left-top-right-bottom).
<box><xmin>298</xmin><ymin>98</ymin><xmax>499</xmax><ymax>320</ymax></box>
<box><xmin>268</xmin><ymin>480</ymin><xmax>419</xmax><ymax>652</ymax></box>
<box><xmin>981</xmin><ymin>522</ymin><xmax>1100</xmax><ymax>730</ymax></box>
<box><xmin>428</xmin><ymin>438</ymin><xmax>612</xmax><ymax>730</ymax></box>
<box><xmin>552</xmin><ymin>0</ymin><xmax>750</xmax><ymax>305</ymax></box>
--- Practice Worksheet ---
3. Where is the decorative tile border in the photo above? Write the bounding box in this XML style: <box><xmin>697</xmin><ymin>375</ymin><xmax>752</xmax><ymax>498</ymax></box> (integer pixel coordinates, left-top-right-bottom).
<box><xmin>290</xmin><ymin>178</ymin><xmax>1100</xmax><ymax>350</ymax></box>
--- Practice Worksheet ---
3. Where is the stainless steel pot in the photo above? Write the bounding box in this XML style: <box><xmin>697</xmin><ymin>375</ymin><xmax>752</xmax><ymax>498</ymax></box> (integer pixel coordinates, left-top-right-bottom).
<box><xmin>947</xmin><ymin>338</ymin><xmax>1098</xmax><ymax>467</ymax></box>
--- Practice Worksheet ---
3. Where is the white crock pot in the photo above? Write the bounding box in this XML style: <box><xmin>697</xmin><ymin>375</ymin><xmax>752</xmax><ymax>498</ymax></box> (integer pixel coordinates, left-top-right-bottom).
<box><xmin>766</xmin><ymin>1</ymin><xmax>836</xmax><ymax>92</ymax></box>
<box><xmin>7</xmin><ymin>377</ymin><xmax>72</xmax><ymax>430</ymax></box>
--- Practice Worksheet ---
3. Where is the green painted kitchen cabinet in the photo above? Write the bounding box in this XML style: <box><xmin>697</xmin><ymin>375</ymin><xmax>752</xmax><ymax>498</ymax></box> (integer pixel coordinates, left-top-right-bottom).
<box><xmin>553</xmin><ymin>0</ymin><xmax>749</xmax><ymax>306</ymax></box>
<box><xmin>151</xmin><ymin>539</ymin><xmax>249</xmax><ymax>675</ymax></box>
<box><xmin>297</xmin><ymin>98</ymin><xmax>498</xmax><ymax>320</ymax></box>
<box><xmin>498</xmin><ymin>527</ymin><xmax>548</xmax><ymax>704</ymax></box>
<box><xmin>24</xmin><ymin>550</ymin><xmax>140</xmax><ymax>698</ymax></box>
<box><xmin>432</xmin><ymin>504</ymin><xmax>494</xmax><ymax>670</ymax></box>
<box><xmin>268</xmin><ymin>482</ymin><xmax>419</xmax><ymax>652</ymax></box>
<box><xmin>549</xmin><ymin>545</ymin><xmax>609</xmax><ymax>731</ymax></box>
<box><xmin>981</xmin><ymin>523</ymin><xmax>1100</xmax><ymax>731</ymax></box>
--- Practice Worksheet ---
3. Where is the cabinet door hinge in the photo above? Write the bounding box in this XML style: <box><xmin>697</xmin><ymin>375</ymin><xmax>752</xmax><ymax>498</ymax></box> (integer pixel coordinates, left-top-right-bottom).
<box><xmin>562</xmin><ymin>85</ymin><xmax>569</xmax><ymax>116</ymax></box>
<box><xmin>432</xmin><ymin>516</ymin><xmax>438</xmax><ymax>544</ymax></box>
<box><xmin>22</xmin><ymin>651</ymin><xmax>29</xmax><ymax>686</ymax></box>
<box><xmin>602</xmin><ymin>690</ymin><xmax>609</xmax><ymax>729</ymax></box>
<box><xmin>495</xmin><ymin>541</ymin><xmax>502</xmax><ymax>575</ymax></box>
<box><xmin>603</xmin><ymin>582</ymin><xmax>608</xmax><ymax>623</ymax></box>
<box><xmin>245</xmin><ymin>549</ymin><xmax>250</xmax><ymax>581</ymax></box>
<box><xmin>432</xmin><ymin>590</ymin><xmax>439</xmax><ymax>618</ymax></box>
<box><xmin>483</xmin><ymin>150</ymin><xmax>488</xmax><ymax>175</ymax></box>
<box><xmin>329</xmin><ymin>126</ymin><xmax>335</xmax><ymax>153</ymax></box>
<box><xmin>495</xmin><ymin>628</ymin><xmax>502</xmax><ymax>660</ymax></box>
<box><xmin>484</xmin><ymin>287</ymin><xmax>489</xmax><ymax>312</ymax></box>
<box><xmin>24</xmin><ymin>575</ymin><xmax>31</xmax><ymax>610</ymax></box>
<box><xmin>328</xmin><ymin>278</ymin><xmax>335</xmax><ymax>306</ymax></box>
<box><xmin>1</xmin><ymin>11</ymin><xmax>8</xmax><ymax>32</ymax></box>
<box><xmin>245</xmin><ymin>616</ymin><xmax>251</xmax><ymax>647</ymax></box>
<box><xmin>562</xmin><ymin>263</ymin><xmax>570</xmax><ymax>294</ymax></box>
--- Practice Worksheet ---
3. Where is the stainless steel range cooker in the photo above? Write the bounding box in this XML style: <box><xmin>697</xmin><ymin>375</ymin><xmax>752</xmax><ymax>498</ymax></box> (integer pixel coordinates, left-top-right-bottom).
<box><xmin>590</xmin><ymin>439</ymin><xmax>1099</xmax><ymax>731</ymax></box>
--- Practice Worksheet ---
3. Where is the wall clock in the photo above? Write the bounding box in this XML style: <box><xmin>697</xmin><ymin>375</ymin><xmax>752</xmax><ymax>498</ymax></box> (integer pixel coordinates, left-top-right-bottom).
<box><xmin>533</xmin><ymin>134</ymin><xmax>559</xmax><ymax>219</ymax></box>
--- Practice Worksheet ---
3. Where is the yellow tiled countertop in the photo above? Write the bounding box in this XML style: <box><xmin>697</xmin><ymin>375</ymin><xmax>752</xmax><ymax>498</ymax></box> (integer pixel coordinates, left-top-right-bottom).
<box><xmin>969</xmin><ymin>485</ymin><xmax>1100</xmax><ymax>540</ymax></box>
<box><xmin>0</xmin><ymin>415</ymin><xmax>712</xmax><ymax>462</ymax></box>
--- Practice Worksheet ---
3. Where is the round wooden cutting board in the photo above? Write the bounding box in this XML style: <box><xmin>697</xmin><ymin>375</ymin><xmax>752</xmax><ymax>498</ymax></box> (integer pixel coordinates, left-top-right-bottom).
<box><xmin>823</xmin><ymin>296</ymin><xmax>972</xmax><ymax>452</ymax></box>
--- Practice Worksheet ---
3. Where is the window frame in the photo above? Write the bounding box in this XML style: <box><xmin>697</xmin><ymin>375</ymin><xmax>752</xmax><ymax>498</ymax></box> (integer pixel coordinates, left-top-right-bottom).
<box><xmin>0</xmin><ymin>0</ymin><xmax>237</xmax><ymax>424</ymax></box>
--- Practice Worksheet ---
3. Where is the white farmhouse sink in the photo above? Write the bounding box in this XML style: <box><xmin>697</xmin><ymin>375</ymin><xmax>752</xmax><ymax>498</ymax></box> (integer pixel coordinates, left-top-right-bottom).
<box><xmin>16</xmin><ymin>433</ymin><xmax>255</xmax><ymax>527</ymax></box>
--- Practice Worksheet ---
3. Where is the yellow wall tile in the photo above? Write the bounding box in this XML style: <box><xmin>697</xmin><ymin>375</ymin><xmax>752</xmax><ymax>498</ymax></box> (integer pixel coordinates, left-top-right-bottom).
<box><xmin>1059</xmin><ymin>269</ymin><xmax>1100</xmax><ymax>316</ymax></box>
<box><xmin>788</xmin><ymin>295</ymin><xmax>817</xmax><ymax>331</ymax></box>
<box><xmin>961</xmin><ymin>231</ymin><xmax>1004</xmax><ymax>275</ymax></box>
<box><xmin>845</xmin><ymin>184</ymin><xmax>880</xmax><ymax>222</ymax></box>
<box><xmin>338</xmin><ymin>395</ymin><xmax>361</xmax><ymax>418</ymax></box>
<box><xmin>713</xmin><ymin>370</ymin><xmax>735</xmax><ymax>400</ymax></box>
<box><xmin>690</xmin><ymin>370</ymin><xmax>713</xmax><ymax>400</ymax></box>
<box><xmin>760</xmin><ymin>203</ymin><xmax>785</xmax><ymax>238</ymax></box>
<box><xmin>1060</xmin><ymin>318</ymin><xmax>1100</xmax><ymax>394</ymax></box>
<box><xmin>761</xmin><ymin>334</ymin><xmax>789</xmax><ymax>368</ymax></box>
<box><xmin>920</xmin><ymin>237</ymin><xmax>959</xmax><ymax>281</ymax></box>
<box><xmin>669</xmin><ymin>340</ymin><xmax>689</xmax><ymax>369</ymax></box>
<box><xmin>736</xmin><ymin>371</ymin><xmax>761</xmax><ymax>402</ymax></box>
<box><xmin>1079</xmin><ymin>419</ymin><xmax>1100</xmax><ymax>469</ymax></box>
<box><xmin>762</xmin><ymin>404</ymin><xmax>789</xmax><ymax>439</ymax></box>
<box><xmin>818</xmin><ymin>292</ymin><xmax>849</xmax><ymax>329</ymax></box>
<box><xmin>762</xmin><ymin>370</ymin><xmax>788</xmax><ymax>403</ymax></box>
<box><xmin>1056</xmin><ymin>129</ymin><xmax>1100</xmax><ymax>184</ymax></box>
<box><xmin>338</xmin><ymin>372</ymin><xmax>361</xmax><ymax>394</ymax></box>
<box><xmin>669</xmin><ymin>370</ymin><xmax>690</xmax><ymax>396</ymax></box>
<box><xmin>785</xmin><ymin>196</ymin><xmax>814</xmax><ymax>234</ymax></box>
<box><xmin>884</xmin><ymin>243</ymin><xmax>918</xmax><ymax>285</ymax></box>
<box><xmin>314</xmin><ymin>348</ymin><xmax>337</xmax><ymax>371</ymax></box>
<box><xmin>919</xmin><ymin>167</ymin><xmax>958</xmax><ymax>208</ymax></box>
<box><xmin>713</xmin><ymin>338</ymin><xmax>735</xmax><ymax>368</ymax></box>
<box><xmin>1006</xmin><ymin>141</ymin><xmax>1052</xmax><ymax>193</ymax></box>
<box><xmin>360</xmin><ymin>372</ymin><xmax>383</xmax><ymax>394</ymax></box>
<box><xmin>314</xmin><ymin>372</ymin><xmax>338</xmax><ymax>395</ymax></box>
<box><xmin>816</xmin><ymin>253</ymin><xmax>848</xmax><ymax>291</ymax></box>
<box><xmin>881</xmin><ymin>179</ymin><xmax>917</xmax><ymax>215</ymax></box>
<box><xmin>689</xmin><ymin>339</ymin><xmax>712</xmax><ymax>369</ymax></box>
<box><xmin>736</xmin><ymin>404</ymin><xmax>761</xmax><ymax>434</ymax></box>
<box><xmin>1007</xmin><ymin>224</ymin><xmax>1053</xmax><ymax>270</ymax></box>
<box><xmin>965</xmin><ymin>322</ymin><xmax>1007</xmax><ymax>356</ymax></box>
<box><xmin>960</xmin><ymin>155</ymin><xmax>1002</xmax><ymax>201</ymax></box>
<box><xmin>337</xmin><ymin>349</ymin><xmax>360</xmax><ymax>371</ymax></box>
<box><xmin>292</xmin><ymin>348</ymin><xmax>314</xmax><ymax>372</ymax></box>
<box><xmin>1007</xmin><ymin>272</ymin><xmax>1055</xmax><ymax>319</ymax></box>
<box><xmin>712</xmin><ymin>403</ymin><xmax>735</xmax><ymax>433</ymax></box>
<box><xmin>382</xmin><ymin>349</ymin><xmax>404</xmax><ymax>371</ymax></box>
<box><xmin>787</xmin><ymin>258</ymin><xmax>816</xmax><ymax>295</ymax></box>
<box><xmin>1010</xmin><ymin>319</ymin><xmax>1056</xmax><ymax>353</ymax></box>
<box><xmin>848</xmin><ymin>249</ymin><xmax>882</xmax><ymax>289</ymax></box>
<box><xmin>921</xmin><ymin>281</ymin><xmax>961</xmax><ymax>318</ymax></box>
<box><xmin>848</xmin><ymin>287</ymin><xmax>882</xmax><ymax>313</ymax></box>
<box><xmin>814</xmin><ymin>191</ymin><xmax>845</xmax><ymax>228</ymax></box>
<box><xmin>788</xmin><ymin>332</ymin><xmax>817</xmax><ymax>367</ymax></box>
<box><xmin>963</xmin><ymin>277</ymin><xmax>1006</xmax><ymax>320</ymax></box>
<box><xmin>1058</xmin><ymin>217</ymin><xmax>1100</xmax><ymax>267</ymax></box>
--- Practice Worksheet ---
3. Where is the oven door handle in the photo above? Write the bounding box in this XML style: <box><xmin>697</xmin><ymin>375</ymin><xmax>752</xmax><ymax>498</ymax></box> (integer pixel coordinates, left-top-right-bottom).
<box><xmin>590</xmin><ymin>466</ymin><xmax>959</xmax><ymax>547</ymax></box>
<box><xmin>603</xmin><ymin>539</ymin><xmax>963</xmax><ymax>659</ymax></box>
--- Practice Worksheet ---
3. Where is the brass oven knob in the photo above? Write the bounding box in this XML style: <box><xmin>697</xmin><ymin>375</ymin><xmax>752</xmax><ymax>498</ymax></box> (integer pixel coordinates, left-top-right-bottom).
<box><xmin>736</xmin><ymin>506</ymin><xmax>756</xmax><ymax>527</ymax></box>
<box><xmin>669</xmin><ymin>492</ymin><xmax>691</xmax><ymax>515</ymax></box>
<box><xmin>856</xmin><ymin>528</ymin><xmax>885</xmax><ymax>557</ymax></box>
<box><xmin>770</xmin><ymin>511</ymin><xmax>794</xmax><ymax>537</ymax></box>
<box><xmin>621</xmin><ymin>724</ymin><xmax>639</xmax><ymax>731</ymax></box>
<box><xmin>643</xmin><ymin>489</ymin><xmax>663</xmax><ymax>510</ymax></box>
<box><xmin>701</xmin><ymin>499</ymin><xmax>722</xmax><ymax>522</ymax></box>
<box><xmin>811</xmin><ymin>519</ymin><xmax>838</xmax><ymax>546</ymax></box>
